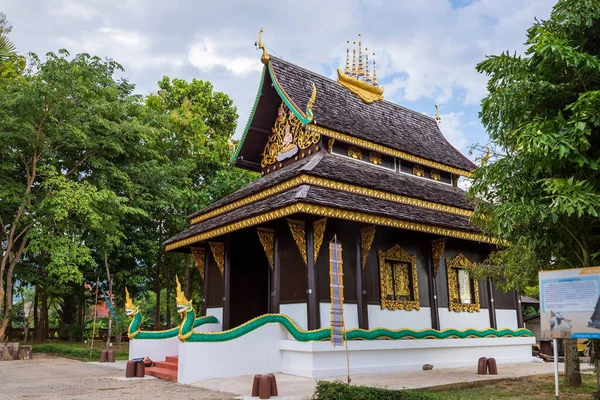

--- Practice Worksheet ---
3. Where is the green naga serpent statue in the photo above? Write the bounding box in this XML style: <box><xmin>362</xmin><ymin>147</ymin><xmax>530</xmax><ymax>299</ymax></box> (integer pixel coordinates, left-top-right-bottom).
<box><xmin>125</xmin><ymin>283</ymin><xmax>217</xmax><ymax>340</ymax></box>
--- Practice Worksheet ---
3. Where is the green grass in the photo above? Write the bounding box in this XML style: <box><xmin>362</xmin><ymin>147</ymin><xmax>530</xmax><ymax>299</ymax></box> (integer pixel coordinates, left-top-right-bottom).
<box><xmin>314</xmin><ymin>381</ymin><xmax>439</xmax><ymax>399</ymax></box>
<box><xmin>31</xmin><ymin>341</ymin><xmax>129</xmax><ymax>361</ymax></box>
<box><xmin>431</xmin><ymin>373</ymin><xmax>598</xmax><ymax>399</ymax></box>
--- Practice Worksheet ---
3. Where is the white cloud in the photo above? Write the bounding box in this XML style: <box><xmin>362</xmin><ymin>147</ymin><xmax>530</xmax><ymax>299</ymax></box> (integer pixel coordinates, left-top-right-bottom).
<box><xmin>439</xmin><ymin>112</ymin><xmax>468</xmax><ymax>153</ymax></box>
<box><xmin>188</xmin><ymin>38</ymin><xmax>262</xmax><ymax>75</ymax></box>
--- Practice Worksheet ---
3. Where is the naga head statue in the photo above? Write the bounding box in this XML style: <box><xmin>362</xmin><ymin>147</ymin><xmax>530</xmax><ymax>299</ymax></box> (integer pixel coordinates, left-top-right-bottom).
<box><xmin>176</xmin><ymin>276</ymin><xmax>192</xmax><ymax>314</ymax></box>
<box><xmin>125</xmin><ymin>288</ymin><xmax>139</xmax><ymax>317</ymax></box>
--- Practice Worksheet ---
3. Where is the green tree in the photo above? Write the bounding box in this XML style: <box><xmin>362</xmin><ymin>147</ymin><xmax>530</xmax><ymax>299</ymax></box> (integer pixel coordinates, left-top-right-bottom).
<box><xmin>0</xmin><ymin>12</ymin><xmax>16</xmax><ymax>60</ymax></box>
<box><xmin>470</xmin><ymin>0</ymin><xmax>600</xmax><ymax>388</ymax></box>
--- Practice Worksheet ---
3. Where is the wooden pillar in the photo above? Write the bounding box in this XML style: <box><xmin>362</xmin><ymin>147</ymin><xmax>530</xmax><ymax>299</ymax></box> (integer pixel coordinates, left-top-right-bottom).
<box><xmin>356</xmin><ymin>233</ymin><xmax>368</xmax><ymax>329</ymax></box>
<box><xmin>223</xmin><ymin>235</ymin><xmax>231</xmax><ymax>330</ymax></box>
<box><xmin>201</xmin><ymin>245</ymin><xmax>209</xmax><ymax>317</ymax></box>
<box><xmin>426</xmin><ymin>244</ymin><xmax>440</xmax><ymax>330</ymax></box>
<box><xmin>487</xmin><ymin>278</ymin><xmax>497</xmax><ymax>329</ymax></box>
<box><xmin>305</xmin><ymin>222</ymin><xmax>320</xmax><ymax>330</ymax></box>
<box><xmin>271</xmin><ymin>231</ymin><xmax>280</xmax><ymax>314</ymax></box>
<box><xmin>515</xmin><ymin>290</ymin><xmax>524</xmax><ymax>328</ymax></box>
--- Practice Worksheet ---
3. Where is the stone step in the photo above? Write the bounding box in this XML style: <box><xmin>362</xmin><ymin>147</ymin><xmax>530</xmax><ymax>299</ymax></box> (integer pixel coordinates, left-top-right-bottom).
<box><xmin>146</xmin><ymin>366</ymin><xmax>177</xmax><ymax>382</ymax></box>
<box><xmin>165</xmin><ymin>355</ymin><xmax>179</xmax><ymax>364</ymax></box>
<box><xmin>152</xmin><ymin>361</ymin><xmax>178</xmax><ymax>371</ymax></box>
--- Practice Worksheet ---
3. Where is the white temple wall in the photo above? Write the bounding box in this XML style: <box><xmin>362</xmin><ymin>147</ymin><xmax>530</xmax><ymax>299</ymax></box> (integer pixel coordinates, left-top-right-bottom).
<box><xmin>205</xmin><ymin>307</ymin><xmax>223</xmax><ymax>323</ymax></box>
<box><xmin>496</xmin><ymin>309</ymin><xmax>518</xmax><ymax>330</ymax></box>
<box><xmin>129</xmin><ymin>336</ymin><xmax>179</xmax><ymax>361</ymax></box>
<box><xmin>439</xmin><ymin>307</ymin><xmax>491</xmax><ymax>330</ymax></box>
<box><xmin>280</xmin><ymin>303</ymin><xmax>307</xmax><ymax>330</ymax></box>
<box><xmin>319</xmin><ymin>303</ymin><xmax>359</xmax><ymax>329</ymax></box>
<box><xmin>367</xmin><ymin>305</ymin><xmax>432</xmax><ymax>330</ymax></box>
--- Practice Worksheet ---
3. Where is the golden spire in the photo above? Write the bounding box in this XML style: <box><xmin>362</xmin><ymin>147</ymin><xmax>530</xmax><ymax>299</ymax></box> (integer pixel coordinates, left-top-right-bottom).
<box><xmin>344</xmin><ymin>41</ymin><xmax>350</xmax><ymax>75</ymax></box>
<box><xmin>365</xmin><ymin>49</ymin><xmax>371</xmax><ymax>83</ymax></box>
<box><xmin>435</xmin><ymin>104</ymin><xmax>441</xmax><ymax>124</ymax></box>
<box><xmin>351</xmin><ymin>43</ymin><xmax>357</xmax><ymax>77</ymax></box>
<box><xmin>372</xmin><ymin>53</ymin><xmax>378</xmax><ymax>87</ymax></box>
<box><xmin>257</xmin><ymin>28</ymin><xmax>270</xmax><ymax>65</ymax></box>
<box><xmin>482</xmin><ymin>145</ymin><xmax>491</xmax><ymax>166</ymax></box>
<box><xmin>175</xmin><ymin>276</ymin><xmax>188</xmax><ymax>305</ymax></box>
<box><xmin>125</xmin><ymin>288</ymin><xmax>134</xmax><ymax>310</ymax></box>
<box><xmin>357</xmin><ymin>34</ymin><xmax>364</xmax><ymax>78</ymax></box>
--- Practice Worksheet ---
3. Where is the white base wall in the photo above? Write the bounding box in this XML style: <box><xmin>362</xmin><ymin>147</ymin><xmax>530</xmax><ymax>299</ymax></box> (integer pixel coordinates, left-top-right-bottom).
<box><xmin>439</xmin><ymin>307</ymin><xmax>491</xmax><ymax>330</ymax></box>
<box><xmin>129</xmin><ymin>336</ymin><xmax>179</xmax><ymax>362</ymax></box>
<box><xmin>496</xmin><ymin>309</ymin><xmax>518</xmax><ymax>330</ymax></box>
<box><xmin>194</xmin><ymin>323</ymin><xmax>222</xmax><ymax>333</ymax></box>
<box><xmin>320</xmin><ymin>303</ymin><xmax>359</xmax><ymax>329</ymax></box>
<box><xmin>280</xmin><ymin>303</ymin><xmax>307</xmax><ymax>330</ymax></box>
<box><xmin>177</xmin><ymin>323</ymin><xmax>288</xmax><ymax>384</ymax></box>
<box><xmin>279</xmin><ymin>336</ymin><xmax>535</xmax><ymax>378</ymax></box>
<box><xmin>368</xmin><ymin>305</ymin><xmax>432</xmax><ymax>330</ymax></box>
<box><xmin>206</xmin><ymin>307</ymin><xmax>223</xmax><ymax>323</ymax></box>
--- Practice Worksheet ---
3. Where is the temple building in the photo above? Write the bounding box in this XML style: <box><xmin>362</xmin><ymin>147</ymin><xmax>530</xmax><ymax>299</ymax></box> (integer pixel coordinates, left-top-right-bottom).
<box><xmin>131</xmin><ymin>30</ymin><xmax>534</xmax><ymax>384</ymax></box>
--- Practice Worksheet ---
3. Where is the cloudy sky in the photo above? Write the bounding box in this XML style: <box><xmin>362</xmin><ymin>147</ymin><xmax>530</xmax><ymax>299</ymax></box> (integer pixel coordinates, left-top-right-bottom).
<box><xmin>3</xmin><ymin>0</ymin><xmax>554</xmax><ymax>159</ymax></box>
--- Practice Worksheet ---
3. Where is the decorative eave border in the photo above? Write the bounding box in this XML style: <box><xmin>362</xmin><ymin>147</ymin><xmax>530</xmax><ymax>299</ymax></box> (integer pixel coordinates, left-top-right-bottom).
<box><xmin>167</xmin><ymin>203</ymin><xmax>497</xmax><ymax>251</ymax></box>
<box><xmin>190</xmin><ymin>174</ymin><xmax>473</xmax><ymax>225</ymax></box>
<box><xmin>307</xmin><ymin>125</ymin><xmax>475</xmax><ymax>178</ymax></box>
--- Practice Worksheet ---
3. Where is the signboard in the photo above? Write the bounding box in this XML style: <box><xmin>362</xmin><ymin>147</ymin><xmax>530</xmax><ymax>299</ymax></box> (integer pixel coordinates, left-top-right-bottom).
<box><xmin>539</xmin><ymin>267</ymin><xmax>600</xmax><ymax>339</ymax></box>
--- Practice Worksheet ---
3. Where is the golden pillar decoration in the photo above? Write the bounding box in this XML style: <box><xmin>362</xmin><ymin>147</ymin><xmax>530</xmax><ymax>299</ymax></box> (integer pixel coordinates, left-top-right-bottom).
<box><xmin>357</xmin><ymin>34</ymin><xmax>364</xmax><ymax>78</ymax></box>
<box><xmin>344</xmin><ymin>41</ymin><xmax>350</xmax><ymax>75</ymax></box>
<box><xmin>360</xmin><ymin>226</ymin><xmax>376</xmax><ymax>270</ymax></box>
<box><xmin>446</xmin><ymin>253</ymin><xmax>480</xmax><ymax>312</ymax></box>
<box><xmin>313</xmin><ymin>218</ymin><xmax>327</xmax><ymax>263</ymax></box>
<box><xmin>287</xmin><ymin>219</ymin><xmax>307</xmax><ymax>265</ymax></box>
<box><xmin>257</xmin><ymin>228</ymin><xmax>275</xmax><ymax>271</ymax></box>
<box><xmin>365</xmin><ymin>49</ymin><xmax>371</xmax><ymax>83</ymax></box>
<box><xmin>351</xmin><ymin>43</ymin><xmax>357</xmax><ymax>77</ymax></box>
<box><xmin>208</xmin><ymin>242</ymin><xmax>225</xmax><ymax>277</ymax></box>
<box><xmin>191</xmin><ymin>247</ymin><xmax>206</xmax><ymax>280</ymax></box>
<box><xmin>372</xmin><ymin>53</ymin><xmax>378</xmax><ymax>87</ymax></box>
<box><xmin>431</xmin><ymin>238</ymin><xmax>445</xmax><ymax>278</ymax></box>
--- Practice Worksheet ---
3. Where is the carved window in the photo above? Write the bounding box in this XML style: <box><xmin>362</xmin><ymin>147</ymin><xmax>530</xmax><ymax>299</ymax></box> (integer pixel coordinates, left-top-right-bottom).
<box><xmin>378</xmin><ymin>245</ymin><xmax>420</xmax><ymax>311</ymax></box>
<box><xmin>446</xmin><ymin>254</ymin><xmax>480</xmax><ymax>312</ymax></box>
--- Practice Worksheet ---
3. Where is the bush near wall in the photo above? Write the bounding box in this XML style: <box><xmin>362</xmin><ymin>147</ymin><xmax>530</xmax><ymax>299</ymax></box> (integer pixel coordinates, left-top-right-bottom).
<box><xmin>314</xmin><ymin>381</ymin><xmax>439</xmax><ymax>400</ymax></box>
<box><xmin>32</xmin><ymin>344</ymin><xmax>128</xmax><ymax>361</ymax></box>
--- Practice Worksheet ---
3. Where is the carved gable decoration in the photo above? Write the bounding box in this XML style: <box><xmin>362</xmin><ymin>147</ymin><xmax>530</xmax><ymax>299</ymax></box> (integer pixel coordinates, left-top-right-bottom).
<box><xmin>261</xmin><ymin>103</ymin><xmax>320</xmax><ymax>169</ymax></box>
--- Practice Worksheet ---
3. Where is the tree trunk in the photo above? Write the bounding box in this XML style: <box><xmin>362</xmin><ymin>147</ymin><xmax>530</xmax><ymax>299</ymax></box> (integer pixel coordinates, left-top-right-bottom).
<box><xmin>42</xmin><ymin>291</ymin><xmax>48</xmax><ymax>340</ymax></box>
<box><xmin>34</xmin><ymin>284</ymin><xmax>41</xmax><ymax>343</ymax></box>
<box><xmin>154</xmin><ymin>248</ymin><xmax>162</xmax><ymax>329</ymax></box>
<box><xmin>564</xmin><ymin>338</ymin><xmax>582</xmax><ymax>386</ymax></box>
<box><xmin>184</xmin><ymin>253</ymin><xmax>190</xmax><ymax>299</ymax></box>
<box><xmin>105</xmin><ymin>253</ymin><xmax>113</xmax><ymax>347</ymax></box>
<box><xmin>166</xmin><ymin>258</ymin><xmax>172</xmax><ymax>329</ymax></box>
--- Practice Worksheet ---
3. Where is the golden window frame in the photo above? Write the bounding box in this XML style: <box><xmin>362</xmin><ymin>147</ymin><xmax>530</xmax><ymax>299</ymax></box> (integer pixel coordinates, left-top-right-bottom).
<box><xmin>378</xmin><ymin>244</ymin><xmax>420</xmax><ymax>311</ymax></box>
<box><xmin>446</xmin><ymin>253</ymin><xmax>480</xmax><ymax>312</ymax></box>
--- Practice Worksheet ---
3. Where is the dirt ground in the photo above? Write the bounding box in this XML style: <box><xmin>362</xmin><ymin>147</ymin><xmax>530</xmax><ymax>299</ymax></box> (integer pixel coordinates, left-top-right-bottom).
<box><xmin>0</xmin><ymin>355</ymin><xmax>235</xmax><ymax>399</ymax></box>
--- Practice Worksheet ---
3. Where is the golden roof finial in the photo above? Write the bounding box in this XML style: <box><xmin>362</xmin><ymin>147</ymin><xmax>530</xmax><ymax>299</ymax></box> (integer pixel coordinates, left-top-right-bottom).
<box><xmin>125</xmin><ymin>288</ymin><xmax>134</xmax><ymax>310</ymax></box>
<box><xmin>344</xmin><ymin>41</ymin><xmax>350</xmax><ymax>75</ymax></box>
<box><xmin>175</xmin><ymin>276</ymin><xmax>188</xmax><ymax>305</ymax></box>
<box><xmin>365</xmin><ymin>49</ymin><xmax>371</xmax><ymax>83</ymax></box>
<box><xmin>357</xmin><ymin>34</ymin><xmax>364</xmax><ymax>78</ymax></box>
<box><xmin>482</xmin><ymin>145</ymin><xmax>491</xmax><ymax>166</ymax></box>
<box><xmin>257</xmin><ymin>28</ymin><xmax>270</xmax><ymax>65</ymax></box>
<box><xmin>351</xmin><ymin>43</ymin><xmax>357</xmax><ymax>77</ymax></box>
<box><xmin>372</xmin><ymin>53</ymin><xmax>378</xmax><ymax>87</ymax></box>
<box><xmin>434</xmin><ymin>104</ymin><xmax>441</xmax><ymax>124</ymax></box>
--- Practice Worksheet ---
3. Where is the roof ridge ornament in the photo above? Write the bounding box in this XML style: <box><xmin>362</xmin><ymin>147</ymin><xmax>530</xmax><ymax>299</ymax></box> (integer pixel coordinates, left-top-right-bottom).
<box><xmin>344</xmin><ymin>41</ymin><xmax>350</xmax><ymax>75</ymax></box>
<box><xmin>338</xmin><ymin>35</ymin><xmax>383</xmax><ymax>103</ymax></box>
<box><xmin>257</xmin><ymin>28</ymin><xmax>270</xmax><ymax>65</ymax></box>
<box><xmin>434</xmin><ymin>104</ymin><xmax>441</xmax><ymax>125</ymax></box>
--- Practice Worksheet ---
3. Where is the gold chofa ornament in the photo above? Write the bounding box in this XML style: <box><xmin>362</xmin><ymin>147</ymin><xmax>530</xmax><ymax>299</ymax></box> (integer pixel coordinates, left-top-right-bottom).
<box><xmin>125</xmin><ymin>288</ymin><xmax>135</xmax><ymax>311</ymax></box>
<box><xmin>176</xmin><ymin>276</ymin><xmax>189</xmax><ymax>306</ymax></box>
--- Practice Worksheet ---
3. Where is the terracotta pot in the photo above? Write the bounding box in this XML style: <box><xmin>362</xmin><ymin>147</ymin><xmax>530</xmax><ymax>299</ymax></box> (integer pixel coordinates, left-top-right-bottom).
<box><xmin>143</xmin><ymin>357</ymin><xmax>153</xmax><ymax>367</ymax></box>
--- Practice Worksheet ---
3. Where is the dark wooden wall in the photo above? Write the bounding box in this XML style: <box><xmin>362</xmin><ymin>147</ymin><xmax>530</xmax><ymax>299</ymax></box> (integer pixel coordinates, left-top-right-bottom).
<box><xmin>274</xmin><ymin>219</ymin><xmax>308</xmax><ymax>303</ymax></box>
<box><xmin>205</xmin><ymin>249</ymin><xmax>224</xmax><ymax>308</ymax></box>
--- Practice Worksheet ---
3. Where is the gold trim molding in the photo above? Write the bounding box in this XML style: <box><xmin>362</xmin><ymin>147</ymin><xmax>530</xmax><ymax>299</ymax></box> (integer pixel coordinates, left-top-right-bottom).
<box><xmin>360</xmin><ymin>226</ymin><xmax>376</xmax><ymax>270</ymax></box>
<box><xmin>306</xmin><ymin>124</ymin><xmax>474</xmax><ymax>178</ymax></box>
<box><xmin>431</xmin><ymin>238</ymin><xmax>446</xmax><ymax>278</ymax></box>
<box><xmin>446</xmin><ymin>253</ymin><xmax>480</xmax><ymax>313</ymax></box>
<box><xmin>287</xmin><ymin>219</ymin><xmax>307</xmax><ymax>265</ymax></box>
<box><xmin>208</xmin><ymin>242</ymin><xmax>225</xmax><ymax>277</ymax></box>
<box><xmin>313</xmin><ymin>218</ymin><xmax>327</xmax><ymax>263</ymax></box>
<box><xmin>378</xmin><ymin>244</ymin><xmax>420</xmax><ymax>311</ymax></box>
<box><xmin>257</xmin><ymin>228</ymin><xmax>275</xmax><ymax>270</ymax></box>
<box><xmin>167</xmin><ymin>203</ymin><xmax>497</xmax><ymax>251</ymax></box>
<box><xmin>191</xmin><ymin>247</ymin><xmax>206</xmax><ymax>280</ymax></box>
<box><xmin>190</xmin><ymin>174</ymin><xmax>473</xmax><ymax>224</ymax></box>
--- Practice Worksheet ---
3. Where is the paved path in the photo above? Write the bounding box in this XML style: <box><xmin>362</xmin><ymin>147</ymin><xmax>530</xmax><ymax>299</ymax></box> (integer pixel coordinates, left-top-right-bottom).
<box><xmin>0</xmin><ymin>355</ymin><xmax>234</xmax><ymax>399</ymax></box>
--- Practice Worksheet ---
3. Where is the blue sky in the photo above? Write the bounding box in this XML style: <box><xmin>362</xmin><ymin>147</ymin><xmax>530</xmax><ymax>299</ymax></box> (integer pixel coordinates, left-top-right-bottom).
<box><xmin>3</xmin><ymin>0</ymin><xmax>555</xmax><ymax>161</ymax></box>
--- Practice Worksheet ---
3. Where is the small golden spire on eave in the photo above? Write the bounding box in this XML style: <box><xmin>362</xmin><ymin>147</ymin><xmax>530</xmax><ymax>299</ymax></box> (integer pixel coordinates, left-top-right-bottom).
<box><xmin>434</xmin><ymin>104</ymin><xmax>441</xmax><ymax>124</ymax></box>
<box><xmin>481</xmin><ymin>145</ymin><xmax>491</xmax><ymax>166</ymax></box>
<box><xmin>351</xmin><ymin>43</ymin><xmax>357</xmax><ymax>77</ymax></box>
<box><xmin>372</xmin><ymin>53</ymin><xmax>378</xmax><ymax>87</ymax></box>
<box><xmin>344</xmin><ymin>41</ymin><xmax>350</xmax><ymax>75</ymax></box>
<box><xmin>357</xmin><ymin>34</ymin><xmax>364</xmax><ymax>78</ymax></box>
<box><xmin>365</xmin><ymin>49</ymin><xmax>371</xmax><ymax>83</ymax></box>
<box><xmin>257</xmin><ymin>27</ymin><xmax>270</xmax><ymax>64</ymax></box>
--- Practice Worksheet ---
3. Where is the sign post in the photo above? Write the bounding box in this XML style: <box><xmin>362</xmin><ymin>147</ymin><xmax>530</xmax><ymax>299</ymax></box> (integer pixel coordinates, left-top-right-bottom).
<box><xmin>539</xmin><ymin>266</ymin><xmax>600</xmax><ymax>400</ymax></box>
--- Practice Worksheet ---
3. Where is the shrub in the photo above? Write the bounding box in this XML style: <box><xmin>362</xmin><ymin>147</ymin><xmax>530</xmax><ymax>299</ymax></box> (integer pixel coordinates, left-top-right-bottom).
<box><xmin>32</xmin><ymin>343</ymin><xmax>128</xmax><ymax>361</ymax></box>
<box><xmin>313</xmin><ymin>381</ymin><xmax>439</xmax><ymax>400</ymax></box>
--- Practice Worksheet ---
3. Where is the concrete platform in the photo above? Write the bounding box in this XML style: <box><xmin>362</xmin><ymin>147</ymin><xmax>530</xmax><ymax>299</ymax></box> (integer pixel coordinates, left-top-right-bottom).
<box><xmin>190</xmin><ymin>361</ymin><xmax>593</xmax><ymax>400</ymax></box>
